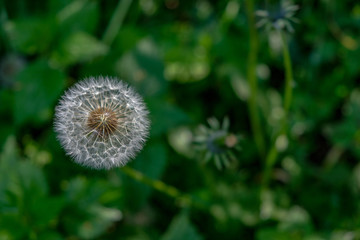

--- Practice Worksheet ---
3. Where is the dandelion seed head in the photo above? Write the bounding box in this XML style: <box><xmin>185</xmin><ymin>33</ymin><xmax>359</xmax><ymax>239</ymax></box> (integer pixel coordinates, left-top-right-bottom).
<box><xmin>54</xmin><ymin>76</ymin><xmax>150</xmax><ymax>170</ymax></box>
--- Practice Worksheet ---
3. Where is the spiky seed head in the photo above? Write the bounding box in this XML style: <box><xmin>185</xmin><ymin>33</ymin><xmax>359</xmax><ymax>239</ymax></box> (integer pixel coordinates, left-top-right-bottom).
<box><xmin>54</xmin><ymin>76</ymin><xmax>150</xmax><ymax>170</ymax></box>
<box><xmin>256</xmin><ymin>0</ymin><xmax>299</xmax><ymax>33</ymax></box>
<box><xmin>192</xmin><ymin>117</ymin><xmax>241</xmax><ymax>170</ymax></box>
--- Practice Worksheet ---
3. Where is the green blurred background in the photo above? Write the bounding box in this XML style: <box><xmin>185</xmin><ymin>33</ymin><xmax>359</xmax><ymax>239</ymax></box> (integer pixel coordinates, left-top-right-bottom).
<box><xmin>1</xmin><ymin>0</ymin><xmax>360</xmax><ymax>239</ymax></box>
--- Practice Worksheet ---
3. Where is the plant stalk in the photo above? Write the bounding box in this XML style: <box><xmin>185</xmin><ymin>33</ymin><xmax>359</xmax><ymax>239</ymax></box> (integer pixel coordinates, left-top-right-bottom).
<box><xmin>102</xmin><ymin>0</ymin><xmax>133</xmax><ymax>46</ymax></box>
<box><xmin>282</xmin><ymin>31</ymin><xmax>293</xmax><ymax>113</ymax></box>
<box><xmin>245</xmin><ymin>0</ymin><xmax>266</xmax><ymax>159</ymax></box>
<box><xmin>120</xmin><ymin>166</ymin><xmax>205</xmax><ymax>208</ymax></box>
<box><xmin>262</xmin><ymin>30</ymin><xmax>294</xmax><ymax>188</ymax></box>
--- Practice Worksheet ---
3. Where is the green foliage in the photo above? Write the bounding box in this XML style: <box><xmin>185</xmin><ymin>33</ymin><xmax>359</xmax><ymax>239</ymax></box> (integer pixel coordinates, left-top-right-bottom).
<box><xmin>161</xmin><ymin>211</ymin><xmax>203</xmax><ymax>240</ymax></box>
<box><xmin>122</xmin><ymin>142</ymin><xmax>168</xmax><ymax>210</ymax></box>
<box><xmin>4</xmin><ymin>17</ymin><xmax>57</xmax><ymax>54</ymax></box>
<box><xmin>51</xmin><ymin>31</ymin><xmax>108</xmax><ymax>66</ymax></box>
<box><xmin>0</xmin><ymin>137</ymin><xmax>65</xmax><ymax>239</ymax></box>
<box><xmin>14</xmin><ymin>59</ymin><xmax>65</xmax><ymax>125</ymax></box>
<box><xmin>1</xmin><ymin>0</ymin><xmax>360</xmax><ymax>239</ymax></box>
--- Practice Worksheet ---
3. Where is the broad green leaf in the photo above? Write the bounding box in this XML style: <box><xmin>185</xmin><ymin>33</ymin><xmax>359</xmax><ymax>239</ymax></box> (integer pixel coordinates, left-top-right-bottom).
<box><xmin>18</xmin><ymin>161</ymin><xmax>48</xmax><ymax>199</ymax></box>
<box><xmin>51</xmin><ymin>31</ymin><xmax>108</xmax><ymax>66</ymax></box>
<box><xmin>114</xmin><ymin>26</ymin><xmax>146</xmax><ymax>52</ymax></box>
<box><xmin>76</xmin><ymin>205</ymin><xmax>122</xmax><ymax>239</ymax></box>
<box><xmin>30</xmin><ymin>196</ymin><xmax>65</xmax><ymax>227</ymax></box>
<box><xmin>56</xmin><ymin>0</ymin><xmax>99</xmax><ymax>35</ymax></box>
<box><xmin>3</xmin><ymin>17</ymin><xmax>57</xmax><ymax>54</ymax></box>
<box><xmin>62</xmin><ymin>177</ymin><xmax>123</xmax><ymax>238</ymax></box>
<box><xmin>161</xmin><ymin>212</ymin><xmax>203</xmax><ymax>240</ymax></box>
<box><xmin>0</xmin><ymin>215</ymin><xmax>29</xmax><ymax>240</ymax></box>
<box><xmin>13</xmin><ymin>59</ymin><xmax>65</xmax><ymax>125</ymax></box>
<box><xmin>0</xmin><ymin>138</ymin><xmax>48</xmax><ymax>210</ymax></box>
<box><xmin>0</xmin><ymin>137</ymin><xmax>56</xmax><ymax>239</ymax></box>
<box><xmin>149</xmin><ymin>100</ymin><xmax>189</xmax><ymax>137</ymax></box>
<box><xmin>116</xmin><ymin>38</ymin><xmax>168</xmax><ymax>97</ymax></box>
<box><xmin>79</xmin><ymin>52</ymin><xmax>119</xmax><ymax>77</ymax></box>
<box><xmin>63</xmin><ymin>177</ymin><xmax>120</xmax><ymax>206</ymax></box>
<box><xmin>278</xmin><ymin>206</ymin><xmax>312</xmax><ymax>234</ymax></box>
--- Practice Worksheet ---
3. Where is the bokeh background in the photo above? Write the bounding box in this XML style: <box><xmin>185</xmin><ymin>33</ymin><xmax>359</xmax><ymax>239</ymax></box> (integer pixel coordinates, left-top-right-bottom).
<box><xmin>1</xmin><ymin>0</ymin><xmax>360</xmax><ymax>239</ymax></box>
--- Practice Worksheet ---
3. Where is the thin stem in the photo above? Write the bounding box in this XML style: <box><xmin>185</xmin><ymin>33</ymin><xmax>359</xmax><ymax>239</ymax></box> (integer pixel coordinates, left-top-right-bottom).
<box><xmin>102</xmin><ymin>0</ymin><xmax>133</xmax><ymax>46</ymax></box>
<box><xmin>245</xmin><ymin>0</ymin><xmax>266</xmax><ymax>159</ymax></box>
<box><xmin>262</xmin><ymin>31</ymin><xmax>294</xmax><ymax>188</ymax></box>
<box><xmin>282</xmin><ymin>31</ymin><xmax>293</xmax><ymax>113</ymax></box>
<box><xmin>0</xmin><ymin>5</ymin><xmax>11</xmax><ymax>52</ymax></box>
<box><xmin>120</xmin><ymin>166</ymin><xmax>205</xmax><ymax>209</ymax></box>
<box><xmin>263</xmin><ymin>142</ymin><xmax>278</xmax><ymax>187</ymax></box>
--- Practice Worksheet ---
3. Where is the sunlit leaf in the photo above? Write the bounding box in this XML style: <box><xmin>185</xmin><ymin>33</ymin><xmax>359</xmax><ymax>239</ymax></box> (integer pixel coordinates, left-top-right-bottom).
<box><xmin>51</xmin><ymin>32</ymin><xmax>108</xmax><ymax>66</ymax></box>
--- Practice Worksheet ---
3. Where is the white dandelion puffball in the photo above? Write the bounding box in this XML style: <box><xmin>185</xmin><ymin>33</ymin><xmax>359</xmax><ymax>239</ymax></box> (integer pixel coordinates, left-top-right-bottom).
<box><xmin>54</xmin><ymin>76</ymin><xmax>150</xmax><ymax>170</ymax></box>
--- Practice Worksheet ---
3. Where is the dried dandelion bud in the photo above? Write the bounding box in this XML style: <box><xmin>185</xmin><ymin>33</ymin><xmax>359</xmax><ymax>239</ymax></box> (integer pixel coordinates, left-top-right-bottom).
<box><xmin>54</xmin><ymin>76</ymin><xmax>150</xmax><ymax>170</ymax></box>
<box><xmin>193</xmin><ymin>117</ymin><xmax>241</xmax><ymax>170</ymax></box>
<box><xmin>256</xmin><ymin>0</ymin><xmax>299</xmax><ymax>33</ymax></box>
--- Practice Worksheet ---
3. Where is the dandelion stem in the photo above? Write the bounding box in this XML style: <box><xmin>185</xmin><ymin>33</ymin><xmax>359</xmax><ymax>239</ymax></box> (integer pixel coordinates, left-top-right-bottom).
<box><xmin>102</xmin><ymin>0</ymin><xmax>133</xmax><ymax>46</ymax></box>
<box><xmin>245</xmin><ymin>0</ymin><xmax>266</xmax><ymax>159</ymax></box>
<box><xmin>262</xmin><ymin>30</ymin><xmax>294</xmax><ymax>188</ymax></box>
<box><xmin>120</xmin><ymin>166</ymin><xmax>206</xmax><ymax>209</ymax></box>
<box><xmin>282</xmin><ymin>31</ymin><xmax>293</xmax><ymax>113</ymax></box>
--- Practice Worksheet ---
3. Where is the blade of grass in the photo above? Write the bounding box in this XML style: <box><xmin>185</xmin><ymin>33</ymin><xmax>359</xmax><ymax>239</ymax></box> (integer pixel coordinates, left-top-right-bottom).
<box><xmin>102</xmin><ymin>0</ymin><xmax>133</xmax><ymax>46</ymax></box>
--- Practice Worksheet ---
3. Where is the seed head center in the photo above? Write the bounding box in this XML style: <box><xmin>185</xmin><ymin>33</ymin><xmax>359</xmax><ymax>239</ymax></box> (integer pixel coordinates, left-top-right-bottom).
<box><xmin>87</xmin><ymin>107</ymin><xmax>118</xmax><ymax>138</ymax></box>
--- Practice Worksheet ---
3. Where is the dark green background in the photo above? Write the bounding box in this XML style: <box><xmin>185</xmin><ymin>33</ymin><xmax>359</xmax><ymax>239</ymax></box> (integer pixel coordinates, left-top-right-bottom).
<box><xmin>1</xmin><ymin>0</ymin><xmax>360</xmax><ymax>239</ymax></box>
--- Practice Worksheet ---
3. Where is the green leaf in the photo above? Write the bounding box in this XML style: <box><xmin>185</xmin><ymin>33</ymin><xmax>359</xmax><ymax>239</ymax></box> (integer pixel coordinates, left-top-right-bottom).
<box><xmin>0</xmin><ymin>136</ymin><xmax>18</xmax><ymax>168</ymax></box>
<box><xmin>62</xmin><ymin>176</ymin><xmax>123</xmax><ymax>239</ymax></box>
<box><xmin>76</xmin><ymin>205</ymin><xmax>122</xmax><ymax>240</ymax></box>
<box><xmin>0</xmin><ymin>124</ymin><xmax>15</xmax><ymax>156</ymax></box>
<box><xmin>0</xmin><ymin>214</ymin><xmax>30</xmax><ymax>240</ymax></box>
<box><xmin>3</xmin><ymin>17</ymin><xmax>57</xmax><ymax>54</ymax></box>
<box><xmin>149</xmin><ymin>100</ymin><xmax>189</xmax><ymax>137</ymax></box>
<box><xmin>114</xmin><ymin>26</ymin><xmax>146</xmax><ymax>52</ymax></box>
<box><xmin>79</xmin><ymin>52</ymin><xmax>119</xmax><ymax>77</ymax></box>
<box><xmin>30</xmin><ymin>196</ymin><xmax>65</xmax><ymax>227</ymax></box>
<box><xmin>63</xmin><ymin>177</ymin><xmax>118</xmax><ymax>206</ymax></box>
<box><xmin>278</xmin><ymin>206</ymin><xmax>312</xmax><ymax>234</ymax></box>
<box><xmin>0</xmin><ymin>89</ymin><xmax>14</xmax><ymax>116</ymax></box>
<box><xmin>51</xmin><ymin>31</ymin><xmax>108</xmax><ymax>66</ymax></box>
<box><xmin>116</xmin><ymin>38</ymin><xmax>168</xmax><ymax>97</ymax></box>
<box><xmin>161</xmin><ymin>212</ymin><xmax>203</xmax><ymax>240</ymax></box>
<box><xmin>256</xmin><ymin>228</ymin><xmax>297</xmax><ymax>240</ymax></box>
<box><xmin>38</xmin><ymin>231</ymin><xmax>64</xmax><ymax>240</ymax></box>
<box><xmin>0</xmin><ymin>137</ymin><xmax>57</xmax><ymax>239</ymax></box>
<box><xmin>57</xmin><ymin>0</ymin><xmax>99</xmax><ymax>35</ymax></box>
<box><xmin>13</xmin><ymin>59</ymin><xmax>65</xmax><ymax>125</ymax></box>
<box><xmin>18</xmin><ymin>161</ymin><xmax>48</xmax><ymax>198</ymax></box>
<box><xmin>0</xmin><ymin>137</ymin><xmax>20</xmax><ymax>211</ymax></box>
